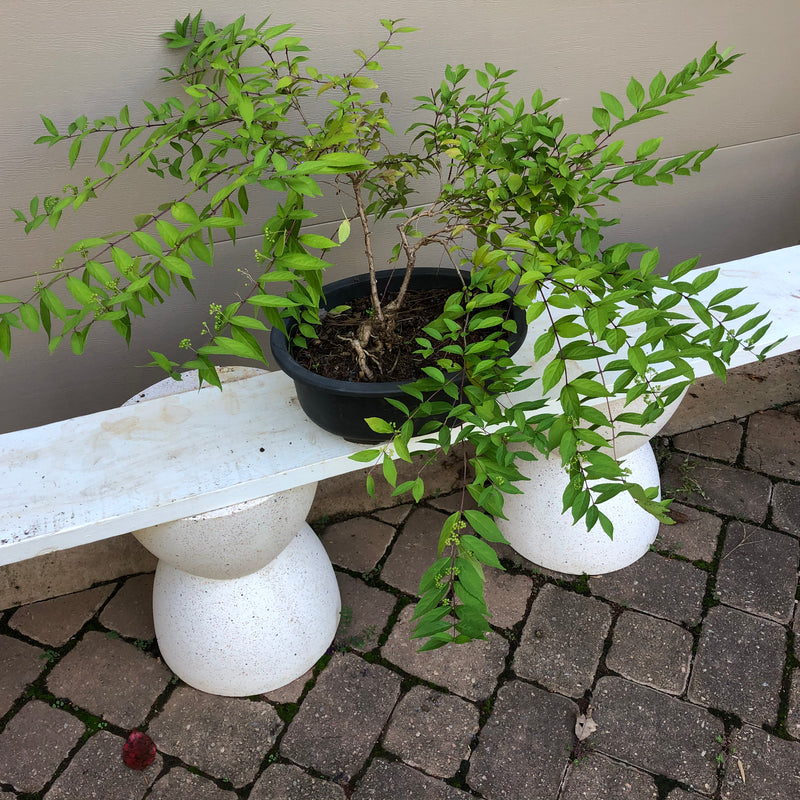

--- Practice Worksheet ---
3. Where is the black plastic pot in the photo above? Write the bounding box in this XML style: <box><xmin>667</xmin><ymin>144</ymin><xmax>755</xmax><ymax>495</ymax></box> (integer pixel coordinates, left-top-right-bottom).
<box><xmin>270</xmin><ymin>268</ymin><xmax>527</xmax><ymax>443</ymax></box>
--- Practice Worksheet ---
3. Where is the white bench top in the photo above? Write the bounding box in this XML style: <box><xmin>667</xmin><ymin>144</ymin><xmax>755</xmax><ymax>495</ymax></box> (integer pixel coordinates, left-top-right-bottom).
<box><xmin>2</xmin><ymin>245</ymin><xmax>799</xmax><ymax>565</ymax></box>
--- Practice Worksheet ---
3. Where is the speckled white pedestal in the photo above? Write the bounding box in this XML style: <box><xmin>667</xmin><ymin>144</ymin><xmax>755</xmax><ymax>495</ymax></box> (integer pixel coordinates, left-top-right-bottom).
<box><xmin>125</xmin><ymin>368</ymin><xmax>340</xmax><ymax>696</ymax></box>
<box><xmin>152</xmin><ymin>523</ymin><xmax>340</xmax><ymax>695</ymax></box>
<box><xmin>498</xmin><ymin>443</ymin><xmax>661</xmax><ymax>575</ymax></box>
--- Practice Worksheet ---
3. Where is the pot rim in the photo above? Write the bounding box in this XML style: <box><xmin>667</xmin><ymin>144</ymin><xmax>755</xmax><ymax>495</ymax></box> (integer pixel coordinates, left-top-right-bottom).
<box><xmin>269</xmin><ymin>267</ymin><xmax>525</xmax><ymax>397</ymax></box>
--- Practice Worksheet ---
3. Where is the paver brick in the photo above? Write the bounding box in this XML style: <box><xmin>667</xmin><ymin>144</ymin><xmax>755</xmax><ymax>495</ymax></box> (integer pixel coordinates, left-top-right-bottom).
<box><xmin>0</xmin><ymin>701</ymin><xmax>84</xmax><ymax>794</ymax></box>
<box><xmin>425</xmin><ymin>491</ymin><xmax>478</xmax><ymax>514</ymax></box>
<box><xmin>560</xmin><ymin>752</ymin><xmax>658</xmax><ymax>800</ymax></box>
<box><xmin>381</xmin><ymin>604</ymin><xmax>508</xmax><ymax>701</ymax></box>
<box><xmin>147</xmin><ymin>767</ymin><xmax>238</xmax><ymax>800</ymax></box>
<box><xmin>661</xmin><ymin>453</ymin><xmax>771</xmax><ymax>523</ymax></box>
<box><xmin>320</xmin><ymin>517</ymin><xmax>395</xmax><ymax>573</ymax></box>
<box><xmin>382</xmin><ymin>685</ymin><xmax>479</xmax><ymax>778</ymax></box>
<box><xmin>743</xmin><ymin>405</ymin><xmax>800</xmax><ymax>481</ymax></box>
<box><xmin>373</xmin><ymin>504</ymin><xmax>413</xmax><ymax>525</ymax></box>
<box><xmin>655</xmin><ymin>503</ymin><xmax>722</xmax><ymax>562</ymax></box>
<box><xmin>45</xmin><ymin>730</ymin><xmax>163</xmax><ymax>800</ymax></box>
<box><xmin>147</xmin><ymin>686</ymin><xmax>282</xmax><ymax>787</ymax></box>
<box><xmin>591</xmin><ymin>676</ymin><xmax>723</xmax><ymax>792</ymax></box>
<box><xmin>250</xmin><ymin>763</ymin><xmax>346</xmax><ymax>800</ymax></box>
<box><xmin>605</xmin><ymin>611</ymin><xmax>693</xmax><ymax>695</ymax></box>
<box><xmin>720</xmin><ymin>724</ymin><xmax>800</xmax><ymax>800</ymax></box>
<box><xmin>715</xmin><ymin>522</ymin><xmax>799</xmax><ymax>622</ymax></box>
<box><xmin>46</xmin><ymin>630</ymin><xmax>170</xmax><ymax>728</ymax></box>
<box><xmin>661</xmin><ymin>353</ymin><xmax>800</xmax><ymax>435</ymax></box>
<box><xmin>688</xmin><ymin>605</ymin><xmax>786</xmax><ymax>726</ymax></box>
<box><xmin>589</xmin><ymin>552</ymin><xmax>707</xmax><ymax>626</ymax></box>
<box><xmin>380</xmin><ymin>507</ymin><xmax>446</xmax><ymax>594</ymax></box>
<box><xmin>483</xmin><ymin>569</ymin><xmax>532</xmax><ymax>629</ymax></box>
<box><xmin>0</xmin><ymin>633</ymin><xmax>44</xmax><ymax>717</ymax></box>
<box><xmin>9</xmin><ymin>585</ymin><xmax>113</xmax><ymax>646</ymax></box>
<box><xmin>771</xmin><ymin>481</ymin><xmax>800</xmax><ymax>536</ymax></box>
<box><xmin>280</xmin><ymin>652</ymin><xmax>401</xmax><ymax>780</ymax></box>
<box><xmin>99</xmin><ymin>573</ymin><xmax>155</xmax><ymax>640</ymax></box>
<box><xmin>673</xmin><ymin>420</ymin><xmax>743</xmax><ymax>463</ymax></box>
<box><xmin>310</xmin><ymin>450</ymin><xmax>463</xmax><ymax>520</ymax></box>
<box><xmin>262</xmin><ymin>668</ymin><xmax>313</xmax><ymax>705</ymax></box>
<box><xmin>353</xmin><ymin>760</ymin><xmax>473</xmax><ymax>799</ymax></box>
<box><xmin>334</xmin><ymin>572</ymin><xmax>396</xmax><ymax>652</ymax></box>
<box><xmin>468</xmin><ymin>680</ymin><xmax>577</xmax><ymax>800</ymax></box>
<box><xmin>514</xmin><ymin>584</ymin><xmax>611</xmax><ymax>697</ymax></box>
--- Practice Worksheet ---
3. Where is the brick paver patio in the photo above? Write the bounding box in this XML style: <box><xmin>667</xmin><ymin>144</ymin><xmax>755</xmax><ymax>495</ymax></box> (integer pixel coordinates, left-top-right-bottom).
<box><xmin>2</xmin><ymin>354</ymin><xmax>800</xmax><ymax>798</ymax></box>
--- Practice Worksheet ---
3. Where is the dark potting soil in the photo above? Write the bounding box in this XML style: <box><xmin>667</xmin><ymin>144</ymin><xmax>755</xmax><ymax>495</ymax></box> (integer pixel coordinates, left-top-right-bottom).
<box><xmin>292</xmin><ymin>287</ymin><xmax>509</xmax><ymax>383</ymax></box>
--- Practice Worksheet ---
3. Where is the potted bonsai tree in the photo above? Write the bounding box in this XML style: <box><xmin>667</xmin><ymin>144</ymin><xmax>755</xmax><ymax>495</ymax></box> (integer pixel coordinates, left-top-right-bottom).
<box><xmin>5</xmin><ymin>12</ymin><xmax>777</xmax><ymax>649</ymax></box>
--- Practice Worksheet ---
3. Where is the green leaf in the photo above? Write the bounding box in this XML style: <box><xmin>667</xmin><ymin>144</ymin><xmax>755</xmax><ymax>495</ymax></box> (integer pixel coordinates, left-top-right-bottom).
<box><xmin>628</xmin><ymin>345</ymin><xmax>648</xmax><ymax>374</ymax></box>
<box><xmin>415</xmin><ymin>633</ymin><xmax>452</xmax><ymax>652</ymax></box>
<box><xmin>541</xmin><ymin>358</ymin><xmax>565</xmax><ymax>394</ymax></box>
<box><xmin>337</xmin><ymin>217</ymin><xmax>351</xmax><ymax>244</ymax></box>
<box><xmin>569</xmin><ymin>377</ymin><xmax>610</xmax><ymax>398</ymax></box>
<box><xmin>0</xmin><ymin>319</ymin><xmax>10</xmax><ymax>358</ymax></box>
<box><xmin>382</xmin><ymin>454</ymin><xmax>397</xmax><ymax>487</ymax></box>
<box><xmin>66</xmin><ymin>237</ymin><xmax>107</xmax><ymax>254</ymax></box>
<box><xmin>19</xmin><ymin>303</ymin><xmax>40</xmax><ymax>332</ymax></box>
<box><xmin>248</xmin><ymin>293</ymin><xmax>297</xmax><ymax>310</ymax></box>
<box><xmin>350</xmin><ymin>76</ymin><xmax>378</xmax><ymax>89</ymax></box>
<box><xmin>68</xmin><ymin>136</ymin><xmax>82</xmax><ymax>167</ymax></box>
<box><xmin>365</xmin><ymin>417</ymin><xmax>394</xmax><ymax>435</ymax></box>
<box><xmin>592</xmin><ymin>106</ymin><xmax>611</xmax><ymax>132</ymax></box>
<box><xmin>463</xmin><ymin>510</ymin><xmax>507</xmax><ymax>543</ymax></box>
<box><xmin>41</xmin><ymin>115</ymin><xmax>58</xmax><ymax>135</ymax></box>
<box><xmin>639</xmin><ymin>248</ymin><xmax>660</xmax><ymax>276</ymax></box>
<box><xmin>294</xmin><ymin>153</ymin><xmax>372</xmax><ymax>174</ymax></box>
<box><xmin>65</xmin><ymin>276</ymin><xmax>95</xmax><ymax>304</ymax></box>
<box><xmin>131</xmin><ymin>231</ymin><xmax>163</xmax><ymax>258</ymax></box>
<box><xmin>349</xmin><ymin>448</ymin><xmax>381</xmax><ymax>463</ymax></box>
<box><xmin>636</xmin><ymin>137</ymin><xmax>663</xmax><ymax>159</ymax></box>
<box><xmin>171</xmin><ymin>202</ymin><xmax>200</xmax><ymax>223</ymax></box>
<box><xmin>394</xmin><ymin>435</ymin><xmax>412</xmax><ymax>463</ymax></box>
<box><xmin>626</xmin><ymin>77</ymin><xmax>645</xmax><ymax>110</ymax></box>
<box><xmin>40</xmin><ymin>289</ymin><xmax>67</xmax><ymax>320</ymax></box>
<box><xmin>198</xmin><ymin>336</ymin><xmax>259</xmax><ymax>360</ymax></box>
<box><xmin>649</xmin><ymin>70</ymin><xmax>666</xmax><ymax>99</ymax></box>
<box><xmin>156</xmin><ymin>220</ymin><xmax>180</xmax><ymax>248</ymax></box>
<box><xmin>70</xmin><ymin>329</ymin><xmax>88</xmax><ymax>355</ymax></box>
<box><xmin>669</xmin><ymin>256</ymin><xmax>699</xmax><ymax>280</ymax></box>
<box><xmin>601</xmin><ymin>91</ymin><xmax>625</xmax><ymax>119</ymax></box>
<box><xmin>534</xmin><ymin>213</ymin><xmax>553</xmax><ymax>237</ymax></box>
<box><xmin>161</xmin><ymin>255</ymin><xmax>194</xmax><ymax>279</ymax></box>
<box><xmin>461</xmin><ymin>534</ymin><xmax>503</xmax><ymax>569</ymax></box>
<box><xmin>298</xmin><ymin>233</ymin><xmax>339</xmax><ymax>250</ymax></box>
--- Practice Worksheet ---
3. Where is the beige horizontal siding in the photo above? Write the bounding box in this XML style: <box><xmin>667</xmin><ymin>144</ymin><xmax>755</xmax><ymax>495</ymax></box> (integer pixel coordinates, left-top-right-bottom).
<box><xmin>1</xmin><ymin>0</ymin><xmax>798</xmax><ymax>432</ymax></box>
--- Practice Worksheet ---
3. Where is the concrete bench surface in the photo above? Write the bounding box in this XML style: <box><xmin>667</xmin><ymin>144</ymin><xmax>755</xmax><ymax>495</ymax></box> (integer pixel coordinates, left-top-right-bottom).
<box><xmin>2</xmin><ymin>245</ymin><xmax>799</xmax><ymax>565</ymax></box>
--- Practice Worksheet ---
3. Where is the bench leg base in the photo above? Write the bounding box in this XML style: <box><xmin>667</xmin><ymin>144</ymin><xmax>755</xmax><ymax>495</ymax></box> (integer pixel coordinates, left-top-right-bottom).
<box><xmin>151</xmin><ymin>522</ymin><xmax>340</xmax><ymax>696</ymax></box>
<box><xmin>498</xmin><ymin>443</ymin><xmax>661</xmax><ymax>575</ymax></box>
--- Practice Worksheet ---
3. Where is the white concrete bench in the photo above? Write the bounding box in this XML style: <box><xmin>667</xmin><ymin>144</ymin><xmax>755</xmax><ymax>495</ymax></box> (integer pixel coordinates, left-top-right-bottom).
<box><xmin>2</xmin><ymin>245</ymin><xmax>799</xmax><ymax>695</ymax></box>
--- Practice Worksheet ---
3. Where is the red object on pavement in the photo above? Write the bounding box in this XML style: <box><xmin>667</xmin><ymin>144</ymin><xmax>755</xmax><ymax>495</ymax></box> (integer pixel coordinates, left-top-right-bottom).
<box><xmin>122</xmin><ymin>730</ymin><xmax>157</xmax><ymax>770</ymax></box>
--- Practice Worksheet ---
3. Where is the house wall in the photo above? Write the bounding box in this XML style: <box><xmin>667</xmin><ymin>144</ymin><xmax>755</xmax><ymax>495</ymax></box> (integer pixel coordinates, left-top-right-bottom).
<box><xmin>2</xmin><ymin>0</ymin><xmax>798</xmax><ymax>433</ymax></box>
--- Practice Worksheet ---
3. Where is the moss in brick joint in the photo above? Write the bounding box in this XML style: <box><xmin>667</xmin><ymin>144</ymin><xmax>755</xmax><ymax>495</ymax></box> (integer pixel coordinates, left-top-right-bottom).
<box><xmin>273</xmin><ymin>702</ymin><xmax>300</xmax><ymax>725</ymax></box>
<box><xmin>772</xmin><ymin>631</ymin><xmax>799</xmax><ymax>741</ymax></box>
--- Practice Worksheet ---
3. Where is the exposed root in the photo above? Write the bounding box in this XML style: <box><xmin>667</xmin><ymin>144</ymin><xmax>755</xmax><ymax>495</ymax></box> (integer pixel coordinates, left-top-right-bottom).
<box><xmin>337</xmin><ymin>334</ymin><xmax>381</xmax><ymax>381</ymax></box>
